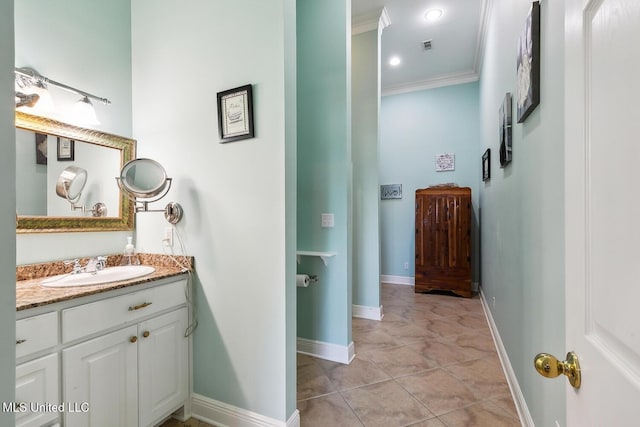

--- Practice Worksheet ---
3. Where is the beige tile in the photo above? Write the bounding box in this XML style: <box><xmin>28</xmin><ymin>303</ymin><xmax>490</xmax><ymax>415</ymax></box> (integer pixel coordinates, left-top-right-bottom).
<box><xmin>352</xmin><ymin>328</ymin><xmax>400</xmax><ymax>353</ymax></box>
<box><xmin>421</xmin><ymin>317</ymin><xmax>472</xmax><ymax>337</ymax></box>
<box><xmin>396</xmin><ymin>369</ymin><xmax>479</xmax><ymax>415</ymax></box>
<box><xmin>318</xmin><ymin>355</ymin><xmax>391</xmax><ymax>390</ymax></box>
<box><xmin>408</xmin><ymin>339</ymin><xmax>472</xmax><ymax>367</ymax></box>
<box><xmin>341</xmin><ymin>380</ymin><xmax>434</xmax><ymax>427</ymax></box>
<box><xmin>406</xmin><ymin>418</ymin><xmax>447</xmax><ymax>427</ymax></box>
<box><xmin>362</xmin><ymin>345</ymin><xmax>438</xmax><ymax>378</ymax></box>
<box><xmin>437</xmin><ymin>333</ymin><xmax>497</xmax><ymax>360</ymax></box>
<box><xmin>297</xmin><ymin>353</ymin><xmax>320</xmax><ymax>368</ymax></box>
<box><xmin>438</xmin><ymin>401</ymin><xmax>520</xmax><ymax>427</ymax></box>
<box><xmin>490</xmin><ymin>393</ymin><xmax>519</xmax><ymax>419</ymax></box>
<box><xmin>297</xmin><ymin>362</ymin><xmax>336</xmax><ymax>400</ymax></box>
<box><xmin>443</xmin><ymin>357</ymin><xmax>510</xmax><ymax>399</ymax></box>
<box><xmin>380</xmin><ymin>319</ymin><xmax>438</xmax><ymax>344</ymax></box>
<box><xmin>298</xmin><ymin>393</ymin><xmax>363</xmax><ymax>427</ymax></box>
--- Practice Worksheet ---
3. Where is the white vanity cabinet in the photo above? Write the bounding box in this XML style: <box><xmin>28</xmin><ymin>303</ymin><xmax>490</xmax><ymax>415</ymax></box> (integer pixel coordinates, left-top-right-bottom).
<box><xmin>16</xmin><ymin>276</ymin><xmax>190</xmax><ymax>427</ymax></box>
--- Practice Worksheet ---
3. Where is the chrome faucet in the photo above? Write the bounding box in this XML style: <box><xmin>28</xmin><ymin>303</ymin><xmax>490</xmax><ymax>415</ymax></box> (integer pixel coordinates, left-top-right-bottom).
<box><xmin>64</xmin><ymin>256</ymin><xmax>108</xmax><ymax>275</ymax></box>
<box><xmin>84</xmin><ymin>256</ymin><xmax>108</xmax><ymax>274</ymax></box>
<box><xmin>64</xmin><ymin>259</ymin><xmax>83</xmax><ymax>274</ymax></box>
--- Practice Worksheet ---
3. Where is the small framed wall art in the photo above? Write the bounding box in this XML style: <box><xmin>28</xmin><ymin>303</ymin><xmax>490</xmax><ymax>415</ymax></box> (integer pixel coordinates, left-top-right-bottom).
<box><xmin>381</xmin><ymin>184</ymin><xmax>402</xmax><ymax>200</ymax></box>
<box><xmin>499</xmin><ymin>93</ymin><xmax>513</xmax><ymax>167</ymax></box>
<box><xmin>217</xmin><ymin>84</ymin><xmax>255</xmax><ymax>143</ymax></box>
<box><xmin>516</xmin><ymin>1</ymin><xmax>541</xmax><ymax>123</ymax></box>
<box><xmin>482</xmin><ymin>149</ymin><xmax>491</xmax><ymax>181</ymax></box>
<box><xmin>57</xmin><ymin>137</ymin><xmax>75</xmax><ymax>161</ymax></box>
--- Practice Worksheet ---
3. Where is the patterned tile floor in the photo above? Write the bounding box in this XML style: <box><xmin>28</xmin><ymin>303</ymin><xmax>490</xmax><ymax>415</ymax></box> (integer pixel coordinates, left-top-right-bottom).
<box><xmin>297</xmin><ymin>283</ymin><xmax>520</xmax><ymax>427</ymax></box>
<box><xmin>161</xmin><ymin>283</ymin><xmax>519</xmax><ymax>427</ymax></box>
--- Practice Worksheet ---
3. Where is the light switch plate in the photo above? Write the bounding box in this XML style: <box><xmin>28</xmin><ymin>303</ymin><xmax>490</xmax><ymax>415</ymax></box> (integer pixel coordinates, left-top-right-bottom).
<box><xmin>321</xmin><ymin>213</ymin><xmax>334</xmax><ymax>228</ymax></box>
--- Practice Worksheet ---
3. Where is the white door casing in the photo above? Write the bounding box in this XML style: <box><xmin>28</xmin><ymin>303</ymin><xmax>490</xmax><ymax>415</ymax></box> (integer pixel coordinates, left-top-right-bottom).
<box><xmin>565</xmin><ymin>0</ymin><xmax>640</xmax><ymax>425</ymax></box>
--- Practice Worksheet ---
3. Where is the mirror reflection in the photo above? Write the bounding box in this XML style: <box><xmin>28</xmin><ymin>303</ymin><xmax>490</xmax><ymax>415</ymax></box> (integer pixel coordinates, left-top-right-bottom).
<box><xmin>16</xmin><ymin>128</ymin><xmax>120</xmax><ymax>217</ymax></box>
<box><xmin>16</xmin><ymin>111</ymin><xmax>135</xmax><ymax>233</ymax></box>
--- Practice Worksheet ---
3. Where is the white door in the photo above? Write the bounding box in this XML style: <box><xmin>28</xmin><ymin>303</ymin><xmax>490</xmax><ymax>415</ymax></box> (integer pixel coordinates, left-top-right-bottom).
<box><xmin>565</xmin><ymin>0</ymin><xmax>640</xmax><ymax>425</ymax></box>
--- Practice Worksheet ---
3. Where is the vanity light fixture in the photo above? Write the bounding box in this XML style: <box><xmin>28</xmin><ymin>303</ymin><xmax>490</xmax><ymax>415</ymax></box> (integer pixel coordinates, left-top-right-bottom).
<box><xmin>14</xmin><ymin>67</ymin><xmax>110</xmax><ymax>121</ymax></box>
<box><xmin>72</xmin><ymin>96</ymin><xmax>101</xmax><ymax>125</ymax></box>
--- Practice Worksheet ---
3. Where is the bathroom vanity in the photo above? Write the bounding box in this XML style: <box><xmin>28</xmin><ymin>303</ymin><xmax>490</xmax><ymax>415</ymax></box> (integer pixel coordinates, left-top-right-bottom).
<box><xmin>15</xmin><ymin>255</ymin><xmax>193</xmax><ymax>427</ymax></box>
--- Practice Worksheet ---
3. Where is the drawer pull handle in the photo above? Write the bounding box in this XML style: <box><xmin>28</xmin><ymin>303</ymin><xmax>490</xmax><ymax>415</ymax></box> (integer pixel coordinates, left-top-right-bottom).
<box><xmin>130</xmin><ymin>336</ymin><xmax>138</xmax><ymax>343</ymax></box>
<box><xmin>142</xmin><ymin>331</ymin><xmax>150</xmax><ymax>338</ymax></box>
<box><xmin>128</xmin><ymin>302</ymin><xmax>152</xmax><ymax>311</ymax></box>
<box><xmin>16</xmin><ymin>339</ymin><xmax>27</xmax><ymax>345</ymax></box>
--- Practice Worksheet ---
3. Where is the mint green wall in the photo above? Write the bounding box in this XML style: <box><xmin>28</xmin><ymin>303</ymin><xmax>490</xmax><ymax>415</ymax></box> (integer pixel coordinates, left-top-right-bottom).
<box><xmin>15</xmin><ymin>0</ymin><xmax>133</xmax><ymax>265</ymax></box>
<box><xmin>0</xmin><ymin>1</ymin><xmax>16</xmax><ymax>421</ymax></box>
<box><xmin>297</xmin><ymin>0</ymin><xmax>352</xmax><ymax>347</ymax></box>
<box><xmin>379</xmin><ymin>82</ymin><xmax>480</xmax><ymax>281</ymax></box>
<box><xmin>479</xmin><ymin>0</ymin><xmax>565</xmax><ymax>425</ymax></box>
<box><xmin>132</xmin><ymin>0</ymin><xmax>296</xmax><ymax>422</ymax></box>
<box><xmin>352</xmin><ymin>29</ymin><xmax>381</xmax><ymax>310</ymax></box>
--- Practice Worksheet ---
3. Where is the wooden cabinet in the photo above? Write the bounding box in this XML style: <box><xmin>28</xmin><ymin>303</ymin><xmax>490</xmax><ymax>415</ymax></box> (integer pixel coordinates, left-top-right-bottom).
<box><xmin>415</xmin><ymin>186</ymin><xmax>472</xmax><ymax>298</ymax></box>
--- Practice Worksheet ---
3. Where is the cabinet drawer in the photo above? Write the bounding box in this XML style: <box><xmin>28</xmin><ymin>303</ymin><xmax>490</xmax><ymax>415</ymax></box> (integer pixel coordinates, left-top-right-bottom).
<box><xmin>62</xmin><ymin>279</ymin><xmax>187</xmax><ymax>343</ymax></box>
<box><xmin>16</xmin><ymin>312</ymin><xmax>58</xmax><ymax>359</ymax></box>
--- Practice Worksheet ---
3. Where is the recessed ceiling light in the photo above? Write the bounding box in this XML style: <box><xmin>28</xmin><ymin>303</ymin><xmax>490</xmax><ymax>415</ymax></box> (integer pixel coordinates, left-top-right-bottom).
<box><xmin>389</xmin><ymin>56</ymin><xmax>401</xmax><ymax>67</ymax></box>
<box><xmin>424</xmin><ymin>8</ymin><xmax>443</xmax><ymax>22</ymax></box>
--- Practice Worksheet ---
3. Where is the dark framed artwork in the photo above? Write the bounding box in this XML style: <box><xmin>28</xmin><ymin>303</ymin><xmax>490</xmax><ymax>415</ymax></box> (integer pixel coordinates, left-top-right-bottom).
<box><xmin>35</xmin><ymin>132</ymin><xmax>47</xmax><ymax>165</ymax></box>
<box><xmin>482</xmin><ymin>149</ymin><xmax>491</xmax><ymax>181</ymax></box>
<box><xmin>516</xmin><ymin>1</ymin><xmax>541</xmax><ymax>123</ymax></box>
<box><xmin>217</xmin><ymin>84</ymin><xmax>254</xmax><ymax>143</ymax></box>
<box><xmin>57</xmin><ymin>137</ymin><xmax>75</xmax><ymax>161</ymax></box>
<box><xmin>499</xmin><ymin>93</ymin><xmax>513</xmax><ymax>167</ymax></box>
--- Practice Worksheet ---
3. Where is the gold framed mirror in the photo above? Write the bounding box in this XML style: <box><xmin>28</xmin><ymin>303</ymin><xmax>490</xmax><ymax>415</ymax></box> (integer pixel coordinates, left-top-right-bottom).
<box><xmin>16</xmin><ymin>111</ymin><xmax>135</xmax><ymax>233</ymax></box>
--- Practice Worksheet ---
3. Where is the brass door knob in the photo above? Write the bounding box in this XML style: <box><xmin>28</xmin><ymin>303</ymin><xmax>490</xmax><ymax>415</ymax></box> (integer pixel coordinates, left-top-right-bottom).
<box><xmin>142</xmin><ymin>331</ymin><xmax>150</xmax><ymax>338</ymax></box>
<box><xmin>534</xmin><ymin>351</ymin><xmax>581</xmax><ymax>389</ymax></box>
<box><xmin>130</xmin><ymin>336</ymin><xmax>138</xmax><ymax>343</ymax></box>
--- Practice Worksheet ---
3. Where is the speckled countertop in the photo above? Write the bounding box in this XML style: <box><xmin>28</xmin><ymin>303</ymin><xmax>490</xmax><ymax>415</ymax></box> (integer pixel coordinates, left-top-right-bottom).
<box><xmin>16</xmin><ymin>254</ymin><xmax>193</xmax><ymax>311</ymax></box>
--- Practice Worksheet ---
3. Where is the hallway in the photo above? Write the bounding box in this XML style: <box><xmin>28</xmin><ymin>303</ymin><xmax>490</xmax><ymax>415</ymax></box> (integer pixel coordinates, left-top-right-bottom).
<box><xmin>297</xmin><ymin>283</ymin><xmax>520</xmax><ymax>426</ymax></box>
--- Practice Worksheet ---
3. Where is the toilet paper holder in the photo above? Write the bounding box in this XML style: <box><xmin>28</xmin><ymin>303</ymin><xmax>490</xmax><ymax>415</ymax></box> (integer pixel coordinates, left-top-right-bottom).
<box><xmin>309</xmin><ymin>275</ymin><xmax>319</xmax><ymax>283</ymax></box>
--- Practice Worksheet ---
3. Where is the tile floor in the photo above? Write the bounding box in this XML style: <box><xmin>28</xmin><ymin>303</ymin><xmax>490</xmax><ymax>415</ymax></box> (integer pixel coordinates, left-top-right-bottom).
<box><xmin>161</xmin><ymin>283</ymin><xmax>520</xmax><ymax>427</ymax></box>
<box><xmin>297</xmin><ymin>283</ymin><xmax>521</xmax><ymax>427</ymax></box>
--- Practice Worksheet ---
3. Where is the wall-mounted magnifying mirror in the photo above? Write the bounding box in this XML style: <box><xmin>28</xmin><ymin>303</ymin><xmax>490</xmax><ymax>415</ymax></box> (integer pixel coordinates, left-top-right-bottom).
<box><xmin>55</xmin><ymin>166</ymin><xmax>107</xmax><ymax>217</ymax></box>
<box><xmin>117</xmin><ymin>158</ymin><xmax>183</xmax><ymax>224</ymax></box>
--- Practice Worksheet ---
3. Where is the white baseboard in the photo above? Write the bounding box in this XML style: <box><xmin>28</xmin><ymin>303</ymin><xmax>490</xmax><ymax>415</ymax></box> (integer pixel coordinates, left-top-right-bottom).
<box><xmin>191</xmin><ymin>393</ymin><xmax>300</xmax><ymax>427</ymax></box>
<box><xmin>297</xmin><ymin>337</ymin><xmax>355</xmax><ymax>364</ymax></box>
<box><xmin>480</xmin><ymin>290</ymin><xmax>534</xmax><ymax>427</ymax></box>
<box><xmin>380</xmin><ymin>275</ymin><xmax>414</xmax><ymax>286</ymax></box>
<box><xmin>353</xmin><ymin>304</ymin><xmax>384</xmax><ymax>320</ymax></box>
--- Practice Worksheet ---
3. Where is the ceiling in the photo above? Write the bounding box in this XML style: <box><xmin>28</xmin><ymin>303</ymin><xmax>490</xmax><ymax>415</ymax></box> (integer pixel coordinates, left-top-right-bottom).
<box><xmin>352</xmin><ymin>0</ymin><xmax>489</xmax><ymax>96</ymax></box>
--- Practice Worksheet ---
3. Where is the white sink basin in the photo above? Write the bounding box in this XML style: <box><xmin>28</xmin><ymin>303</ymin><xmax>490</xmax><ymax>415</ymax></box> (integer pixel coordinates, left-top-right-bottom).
<box><xmin>40</xmin><ymin>265</ymin><xmax>156</xmax><ymax>287</ymax></box>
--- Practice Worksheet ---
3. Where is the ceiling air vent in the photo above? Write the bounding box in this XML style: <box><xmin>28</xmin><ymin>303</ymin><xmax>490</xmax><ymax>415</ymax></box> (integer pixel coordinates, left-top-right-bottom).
<box><xmin>422</xmin><ymin>39</ymin><xmax>433</xmax><ymax>51</ymax></box>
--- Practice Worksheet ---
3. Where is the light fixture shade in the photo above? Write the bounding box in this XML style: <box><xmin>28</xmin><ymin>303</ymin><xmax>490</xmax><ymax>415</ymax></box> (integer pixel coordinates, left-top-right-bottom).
<box><xmin>71</xmin><ymin>96</ymin><xmax>100</xmax><ymax>125</ymax></box>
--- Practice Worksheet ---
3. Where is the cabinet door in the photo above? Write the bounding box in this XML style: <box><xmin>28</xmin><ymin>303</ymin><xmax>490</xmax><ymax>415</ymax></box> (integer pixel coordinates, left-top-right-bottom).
<box><xmin>138</xmin><ymin>308</ymin><xmax>188</xmax><ymax>427</ymax></box>
<box><xmin>63</xmin><ymin>325</ymin><xmax>138</xmax><ymax>427</ymax></box>
<box><xmin>16</xmin><ymin>353</ymin><xmax>58</xmax><ymax>427</ymax></box>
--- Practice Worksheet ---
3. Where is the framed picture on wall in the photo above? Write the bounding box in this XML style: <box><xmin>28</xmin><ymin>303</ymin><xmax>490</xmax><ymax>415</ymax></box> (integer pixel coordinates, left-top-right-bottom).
<box><xmin>516</xmin><ymin>1</ymin><xmax>541</xmax><ymax>123</ymax></box>
<box><xmin>35</xmin><ymin>132</ymin><xmax>47</xmax><ymax>165</ymax></box>
<box><xmin>217</xmin><ymin>84</ymin><xmax>255</xmax><ymax>143</ymax></box>
<box><xmin>57</xmin><ymin>137</ymin><xmax>75</xmax><ymax>161</ymax></box>
<box><xmin>499</xmin><ymin>93</ymin><xmax>513</xmax><ymax>167</ymax></box>
<box><xmin>482</xmin><ymin>149</ymin><xmax>491</xmax><ymax>181</ymax></box>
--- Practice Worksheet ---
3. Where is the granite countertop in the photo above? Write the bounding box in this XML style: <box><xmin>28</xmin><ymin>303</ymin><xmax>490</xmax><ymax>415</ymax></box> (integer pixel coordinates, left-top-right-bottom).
<box><xmin>16</xmin><ymin>254</ymin><xmax>193</xmax><ymax>311</ymax></box>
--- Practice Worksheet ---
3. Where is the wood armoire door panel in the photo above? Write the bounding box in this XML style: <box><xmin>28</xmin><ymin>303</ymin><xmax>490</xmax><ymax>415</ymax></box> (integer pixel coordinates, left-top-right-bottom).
<box><xmin>415</xmin><ymin>187</ymin><xmax>472</xmax><ymax>298</ymax></box>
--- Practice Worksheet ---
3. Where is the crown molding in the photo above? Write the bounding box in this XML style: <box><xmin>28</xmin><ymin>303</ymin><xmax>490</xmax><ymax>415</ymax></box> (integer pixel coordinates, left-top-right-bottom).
<box><xmin>474</xmin><ymin>0</ymin><xmax>493</xmax><ymax>76</ymax></box>
<box><xmin>352</xmin><ymin>7</ymin><xmax>391</xmax><ymax>36</ymax></box>
<box><xmin>382</xmin><ymin>70</ymin><xmax>479</xmax><ymax>97</ymax></box>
